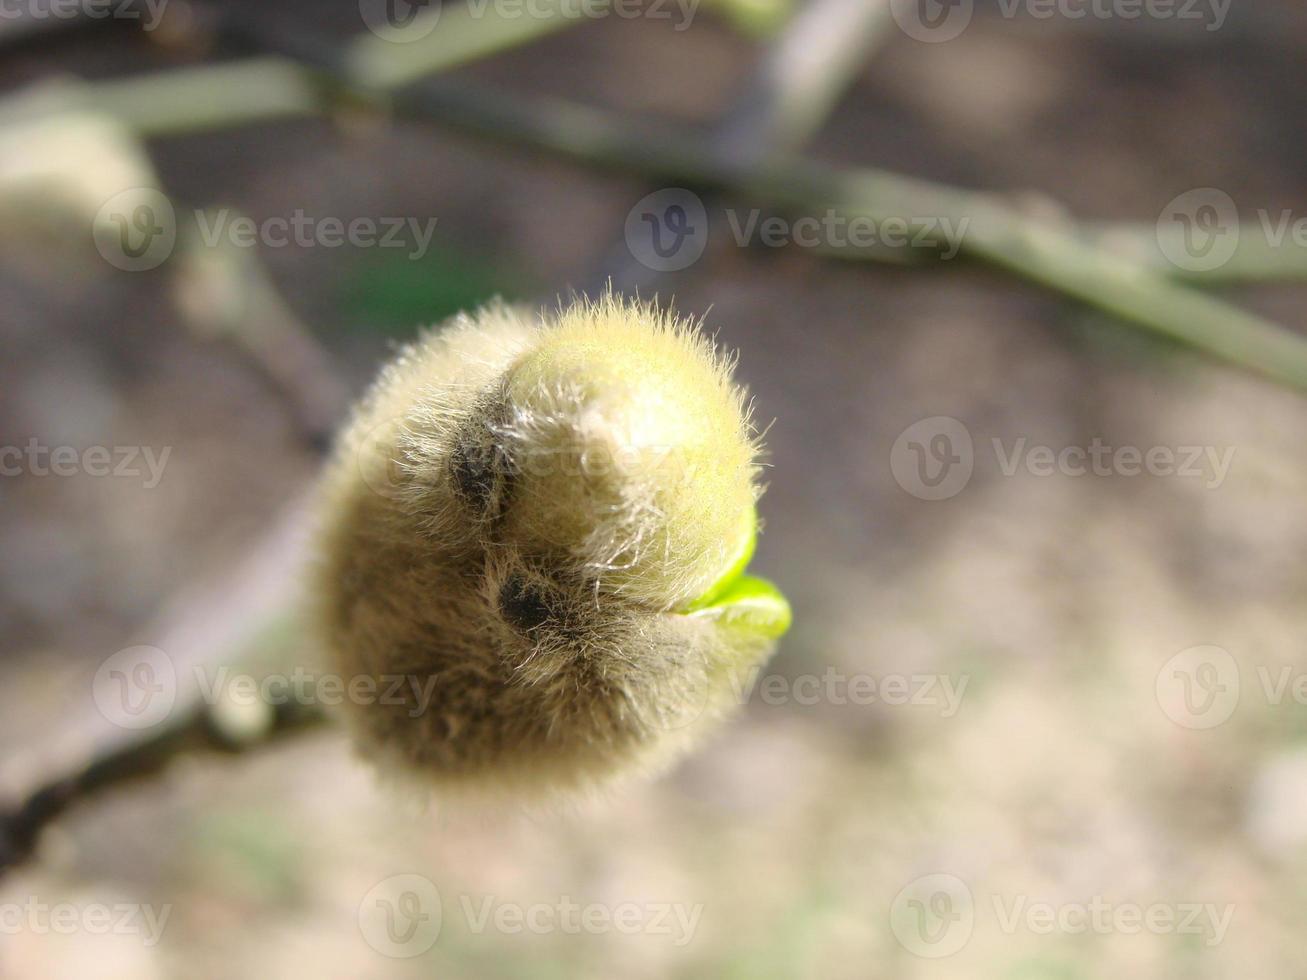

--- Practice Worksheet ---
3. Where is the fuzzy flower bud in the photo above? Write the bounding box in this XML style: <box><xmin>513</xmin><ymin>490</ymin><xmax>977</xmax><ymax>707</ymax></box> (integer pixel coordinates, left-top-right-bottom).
<box><xmin>313</xmin><ymin>295</ymin><xmax>789</xmax><ymax>797</ymax></box>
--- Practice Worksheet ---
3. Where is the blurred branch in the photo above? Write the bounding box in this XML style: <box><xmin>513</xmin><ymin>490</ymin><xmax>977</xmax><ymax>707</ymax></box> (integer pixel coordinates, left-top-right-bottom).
<box><xmin>0</xmin><ymin>59</ymin><xmax>322</xmax><ymax>135</ymax></box>
<box><xmin>376</xmin><ymin>82</ymin><xmax>1307</xmax><ymax>392</ymax></box>
<box><xmin>346</xmin><ymin>0</ymin><xmax>587</xmax><ymax>90</ymax></box>
<box><xmin>6</xmin><ymin>1</ymin><xmax>1307</xmax><ymax>876</ymax></box>
<box><xmin>941</xmin><ymin>197</ymin><xmax>1307</xmax><ymax>387</ymax></box>
<box><xmin>0</xmin><ymin>0</ymin><xmax>585</xmax><ymax>135</ymax></box>
<box><xmin>711</xmin><ymin>0</ymin><xmax>900</xmax><ymax>167</ymax></box>
<box><xmin>820</xmin><ymin>219</ymin><xmax>1307</xmax><ymax>283</ymax></box>
<box><xmin>0</xmin><ymin>495</ymin><xmax>327</xmax><ymax>880</ymax></box>
<box><xmin>596</xmin><ymin>0</ymin><xmax>898</xmax><ymax>291</ymax></box>
<box><xmin>1083</xmin><ymin>223</ymin><xmax>1307</xmax><ymax>283</ymax></box>
<box><xmin>0</xmin><ymin>699</ymin><xmax>327</xmax><ymax>878</ymax></box>
<box><xmin>174</xmin><ymin>211</ymin><xmax>354</xmax><ymax>451</ymax></box>
<box><xmin>0</xmin><ymin>10</ymin><xmax>89</xmax><ymax>49</ymax></box>
<box><xmin>7</xmin><ymin>16</ymin><xmax>1307</xmax><ymax>389</ymax></box>
<box><xmin>3</xmin><ymin>6</ymin><xmax>1305</xmax><ymax>893</ymax></box>
<box><xmin>0</xmin><ymin>5</ymin><xmax>884</xmax><ymax>878</ymax></box>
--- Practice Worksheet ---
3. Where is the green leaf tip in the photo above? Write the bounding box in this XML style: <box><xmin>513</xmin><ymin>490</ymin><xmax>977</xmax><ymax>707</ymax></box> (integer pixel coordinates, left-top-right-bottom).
<box><xmin>686</xmin><ymin>574</ymin><xmax>792</xmax><ymax>639</ymax></box>
<box><xmin>682</xmin><ymin>504</ymin><xmax>791</xmax><ymax>639</ymax></box>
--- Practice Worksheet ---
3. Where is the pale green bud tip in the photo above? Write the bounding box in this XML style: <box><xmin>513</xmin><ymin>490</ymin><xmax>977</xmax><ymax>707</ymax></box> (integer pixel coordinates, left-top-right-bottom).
<box><xmin>498</xmin><ymin>295</ymin><xmax>763</xmax><ymax>609</ymax></box>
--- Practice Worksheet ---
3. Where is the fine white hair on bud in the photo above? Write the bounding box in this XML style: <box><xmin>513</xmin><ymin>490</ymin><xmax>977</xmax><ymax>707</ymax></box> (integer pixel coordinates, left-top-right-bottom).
<box><xmin>312</xmin><ymin>294</ymin><xmax>790</xmax><ymax>799</ymax></box>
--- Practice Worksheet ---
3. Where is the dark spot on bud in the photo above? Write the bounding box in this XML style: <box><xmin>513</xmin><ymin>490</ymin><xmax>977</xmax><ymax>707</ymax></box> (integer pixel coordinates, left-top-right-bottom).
<box><xmin>450</xmin><ymin>398</ymin><xmax>514</xmax><ymax>513</ymax></box>
<box><xmin>498</xmin><ymin>575</ymin><xmax>554</xmax><ymax>633</ymax></box>
<box><xmin>450</xmin><ymin>439</ymin><xmax>497</xmax><ymax>507</ymax></box>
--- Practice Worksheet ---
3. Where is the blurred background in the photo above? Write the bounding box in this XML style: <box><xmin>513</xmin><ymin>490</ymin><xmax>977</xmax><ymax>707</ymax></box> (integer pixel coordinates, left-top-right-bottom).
<box><xmin>3</xmin><ymin>0</ymin><xmax>1307</xmax><ymax>977</ymax></box>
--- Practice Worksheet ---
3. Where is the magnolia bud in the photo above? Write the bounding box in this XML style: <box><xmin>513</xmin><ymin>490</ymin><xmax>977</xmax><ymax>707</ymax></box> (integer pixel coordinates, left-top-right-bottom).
<box><xmin>313</xmin><ymin>296</ymin><xmax>789</xmax><ymax>798</ymax></box>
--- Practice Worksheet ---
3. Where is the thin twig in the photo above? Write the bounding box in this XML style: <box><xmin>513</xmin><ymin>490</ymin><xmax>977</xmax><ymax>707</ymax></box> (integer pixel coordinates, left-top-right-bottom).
<box><xmin>174</xmin><ymin>211</ymin><xmax>354</xmax><ymax>451</ymax></box>
<box><xmin>0</xmin><ymin>494</ymin><xmax>322</xmax><ymax>880</ymax></box>
<box><xmin>711</xmin><ymin>0</ymin><xmax>902</xmax><ymax>167</ymax></box>
<box><xmin>382</xmin><ymin>77</ymin><xmax>1307</xmax><ymax>391</ymax></box>
<box><xmin>6</xmin><ymin>0</ymin><xmax>1307</xmax><ymax>878</ymax></box>
<box><xmin>7</xmin><ymin>23</ymin><xmax>1307</xmax><ymax>389</ymax></box>
<box><xmin>0</xmin><ymin>1</ymin><xmax>593</xmax><ymax>880</ymax></box>
<box><xmin>0</xmin><ymin>701</ymin><xmax>327</xmax><ymax>877</ymax></box>
<box><xmin>595</xmin><ymin>0</ymin><xmax>899</xmax><ymax>292</ymax></box>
